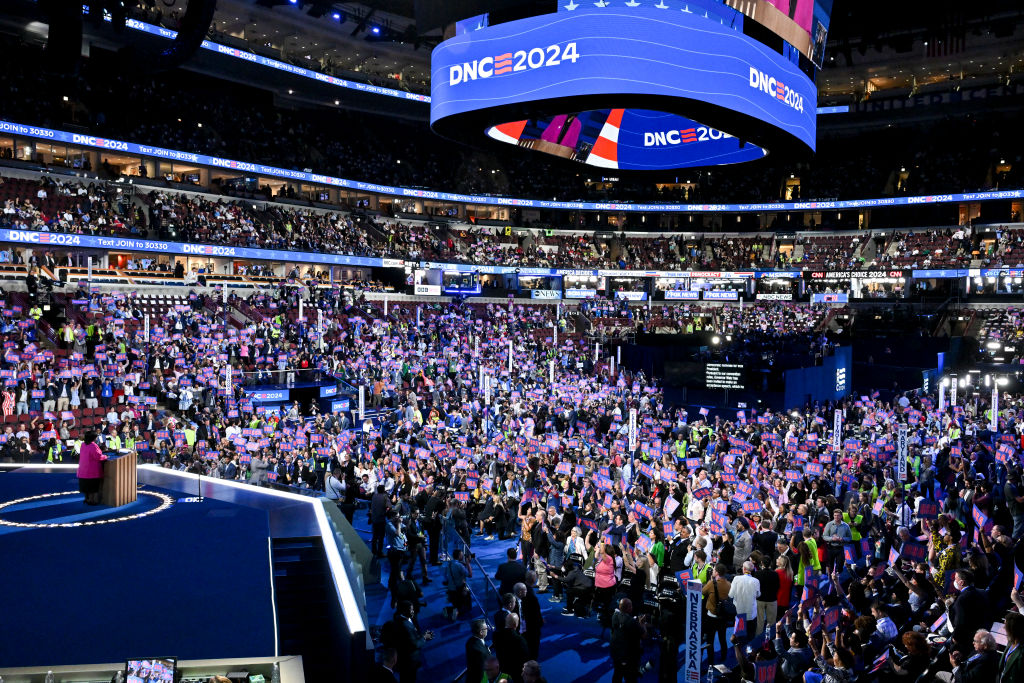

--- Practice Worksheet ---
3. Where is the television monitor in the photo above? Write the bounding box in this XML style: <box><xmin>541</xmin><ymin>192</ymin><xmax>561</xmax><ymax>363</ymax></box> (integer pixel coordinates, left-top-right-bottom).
<box><xmin>125</xmin><ymin>657</ymin><xmax>177</xmax><ymax>683</ymax></box>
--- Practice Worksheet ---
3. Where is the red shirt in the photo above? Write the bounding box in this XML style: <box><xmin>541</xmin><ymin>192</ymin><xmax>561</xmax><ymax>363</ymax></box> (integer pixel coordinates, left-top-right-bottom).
<box><xmin>776</xmin><ymin>568</ymin><xmax>793</xmax><ymax>607</ymax></box>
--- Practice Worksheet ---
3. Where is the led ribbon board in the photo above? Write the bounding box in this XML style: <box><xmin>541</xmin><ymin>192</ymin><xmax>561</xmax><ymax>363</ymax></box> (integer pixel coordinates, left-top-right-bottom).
<box><xmin>430</xmin><ymin>7</ymin><xmax>817</xmax><ymax>170</ymax></box>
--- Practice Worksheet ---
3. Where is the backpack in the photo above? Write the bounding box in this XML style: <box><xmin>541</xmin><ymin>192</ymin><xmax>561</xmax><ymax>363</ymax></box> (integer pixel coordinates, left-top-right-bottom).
<box><xmin>713</xmin><ymin>579</ymin><xmax>737</xmax><ymax>621</ymax></box>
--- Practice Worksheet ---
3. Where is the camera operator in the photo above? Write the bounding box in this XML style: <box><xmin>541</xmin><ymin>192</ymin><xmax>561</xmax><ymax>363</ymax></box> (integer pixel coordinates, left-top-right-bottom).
<box><xmin>610</xmin><ymin>597</ymin><xmax>648</xmax><ymax>683</ymax></box>
<box><xmin>405</xmin><ymin>509</ymin><xmax>430</xmax><ymax>585</ymax></box>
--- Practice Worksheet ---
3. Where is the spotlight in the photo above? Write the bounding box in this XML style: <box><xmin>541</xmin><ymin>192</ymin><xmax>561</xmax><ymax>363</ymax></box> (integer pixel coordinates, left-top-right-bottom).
<box><xmin>711</xmin><ymin>335</ymin><xmax>721</xmax><ymax>345</ymax></box>
<box><xmin>289</xmin><ymin>0</ymin><xmax>298</xmax><ymax>4</ymax></box>
<box><xmin>371</xmin><ymin>26</ymin><xmax>380</xmax><ymax>34</ymax></box>
<box><xmin>332</xmin><ymin>12</ymin><xmax>341</xmax><ymax>20</ymax></box>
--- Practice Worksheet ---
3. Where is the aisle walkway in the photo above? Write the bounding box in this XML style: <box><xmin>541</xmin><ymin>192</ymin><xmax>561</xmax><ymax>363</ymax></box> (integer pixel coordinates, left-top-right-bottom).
<box><xmin>353</xmin><ymin>522</ymin><xmax>708</xmax><ymax>683</ymax></box>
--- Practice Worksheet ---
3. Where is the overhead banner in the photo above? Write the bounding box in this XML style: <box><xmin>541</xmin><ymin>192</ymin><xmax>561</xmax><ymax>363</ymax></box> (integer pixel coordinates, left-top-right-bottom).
<box><xmin>1</xmin><ymin>228</ymin><xmax>386</xmax><ymax>268</ymax></box>
<box><xmin>0</xmin><ymin>119</ymin><xmax>1020</xmax><ymax>213</ymax></box>
<box><xmin>121</xmin><ymin>17</ymin><xmax>431</xmax><ymax>103</ymax></box>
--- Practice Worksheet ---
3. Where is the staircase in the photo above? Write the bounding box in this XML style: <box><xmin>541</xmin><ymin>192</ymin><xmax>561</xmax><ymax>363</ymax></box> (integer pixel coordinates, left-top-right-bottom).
<box><xmin>767</xmin><ymin>234</ymin><xmax>779</xmax><ymax>265</ymax></box>
<box><xmin>231</xmin><ymin>298</ymin><xmax>266</xmax><ymax>324</ymax></box>
<box><xmin>271</xmin><ymin>537</ymin><xmax>334</xmax><ymax>680</ymax></box>
<box><xmin>569</xmin><ymin>311</ymin><xmax>591</xmax><ymax>334</ymax></box>
<box><xmin>856</xmin><ymin>235</ymin><xmax>877</xmax><ymax>264</ymax></box>
<box><xmin>203</xmin><ymin>298</ymin><xmax>245</xmax><ymax>329</ymax></box>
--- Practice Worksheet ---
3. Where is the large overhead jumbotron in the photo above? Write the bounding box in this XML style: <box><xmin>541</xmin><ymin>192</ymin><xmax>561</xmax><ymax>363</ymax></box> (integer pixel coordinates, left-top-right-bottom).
<box><xmin>430</xmin><ymin>1</ymin><xmax>826</xmax><ymax>170</ymax></box>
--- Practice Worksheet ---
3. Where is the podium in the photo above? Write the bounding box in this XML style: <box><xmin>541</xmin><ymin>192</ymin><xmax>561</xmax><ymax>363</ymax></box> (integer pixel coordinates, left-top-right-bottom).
<box><xmin>101</xmin><ymin>454</ymin><xmax>137</xmax><ymax>507</ymax></box>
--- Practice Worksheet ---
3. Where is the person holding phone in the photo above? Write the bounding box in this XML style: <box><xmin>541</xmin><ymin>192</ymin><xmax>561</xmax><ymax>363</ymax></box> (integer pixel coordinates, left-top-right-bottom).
<box><xmin>805</xmin><ymin>630</ymin><xmax>855</xmax><ymax>683</ymax></box>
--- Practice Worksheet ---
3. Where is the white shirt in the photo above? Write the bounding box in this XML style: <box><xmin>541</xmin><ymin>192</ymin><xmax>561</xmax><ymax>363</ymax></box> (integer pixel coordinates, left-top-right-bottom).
<box><xmin>728</xmin><ymin>573</ymin><xmax>761</xmax><ymax>619</ymax></box>
<box><xmin>687</xmin><ymin>496</ymin><xmax>705</xmax><ymax>521</ymax></box>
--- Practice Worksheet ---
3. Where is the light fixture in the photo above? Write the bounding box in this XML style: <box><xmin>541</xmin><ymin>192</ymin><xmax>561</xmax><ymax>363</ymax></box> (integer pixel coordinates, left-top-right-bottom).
<box><xmin>711</xmin><ymin>336</ymin><xmax>721</xmax><ymax>345</ymax></box>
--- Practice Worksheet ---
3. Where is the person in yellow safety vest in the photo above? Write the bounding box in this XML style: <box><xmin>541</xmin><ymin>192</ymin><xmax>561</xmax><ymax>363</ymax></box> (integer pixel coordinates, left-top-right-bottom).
<box><xmin>691</xmin><ymin>549</ymin><xmax>712</xmax><ymax>584</ymax></box>
<box><xmin>29</xmin><ymin>305</ymin><xmax>43</xmax><ymax>320</ymax></box>
<box><xmin>843</xmin><ymin>503</ymin><xmax>863</xmax><ymax>543</ymax></box>
<box><xmin>675</xmin><ymin>439</ymin><xmax>687</xmax><ymax>459</ymax></box>
<box><xmin>45</xmin><ymin>438</ymin><xmax>63</xmax><ymax>463</ymax></box>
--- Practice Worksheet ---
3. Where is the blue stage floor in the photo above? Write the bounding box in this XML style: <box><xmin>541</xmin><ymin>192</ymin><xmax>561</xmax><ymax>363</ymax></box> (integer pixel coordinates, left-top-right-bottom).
<box><xmin>0</xmin><ymin>471</ymin><xmax>277</xmax><ymax>668</ymax></box>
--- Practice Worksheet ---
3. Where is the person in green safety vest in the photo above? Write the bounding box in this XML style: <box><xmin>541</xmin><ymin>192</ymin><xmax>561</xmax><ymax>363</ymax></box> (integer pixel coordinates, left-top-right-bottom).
<box><xmin>675</xmin><ymin>439</ymin><xmax>687</xmax><ymax>460</ymax></box>
<box><xmin>45</xmin><ymin>438</ymin><xmax>63</xmax><ymax>463</ymax></box>
<box><xmin>691</xmin><ymin>549</ymin><xmax>712</xmax><ymax>584</ymax></box>
<box><xmin>106</xmin><ymin>430</ymin><xmax>122</xmax><ymax>452</ymax></box>
<box><xmin>843</xmin><ymin>503</ymin><xmax>864</xmax><ymax>543</ymax></box>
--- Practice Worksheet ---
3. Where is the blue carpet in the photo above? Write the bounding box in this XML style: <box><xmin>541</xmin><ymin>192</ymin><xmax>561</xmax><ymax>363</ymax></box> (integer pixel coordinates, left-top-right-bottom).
<box><xmin>0</xmin><ymin>472</ymin><xmax>277</xmax><ymax>668</ymax></box>
<box><xmin>351</xmin><ymin>522</ymin><xmax>725</xmax><ymax>683</ymax></box>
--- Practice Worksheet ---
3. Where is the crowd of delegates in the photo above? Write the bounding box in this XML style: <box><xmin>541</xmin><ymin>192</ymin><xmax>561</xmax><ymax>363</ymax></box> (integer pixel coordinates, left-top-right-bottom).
<box><xmin>0</xmin><ymin>36</ymin><xmax>1021</xmax><ymax>206</ymax></box>
<box><xmin>368</xmin><ymin>381</ymin><xmax>1024</xmax><ymax>683</ymax></box>
<box><xmin>0</xmin><ymin>263</ymin><xmax>1023</xmax><ymax>682</ymax></box>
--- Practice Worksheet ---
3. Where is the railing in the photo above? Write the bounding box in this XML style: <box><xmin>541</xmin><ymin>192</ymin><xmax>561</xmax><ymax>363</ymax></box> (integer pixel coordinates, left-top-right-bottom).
<box><xmin>232</xmin><ymin>298</ymin><xmax>267</xmax><ymax>324</ymax></box>
<box><xmin>442</xmin><ymin>528</ymin><xmax>501</xmax><ymax>683</ymax></box>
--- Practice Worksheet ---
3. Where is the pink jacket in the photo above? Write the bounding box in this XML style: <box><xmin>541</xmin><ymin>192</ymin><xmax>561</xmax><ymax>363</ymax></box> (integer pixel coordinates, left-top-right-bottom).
<box><xmin>595</xmin><ymin>554</ymin><xmax>616</xmax><ymax>589</ymax></box>
<box><xmin>77</xmin><ymin>443</ymin><xmax>106</xmax><ymax>479</ymax></box>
